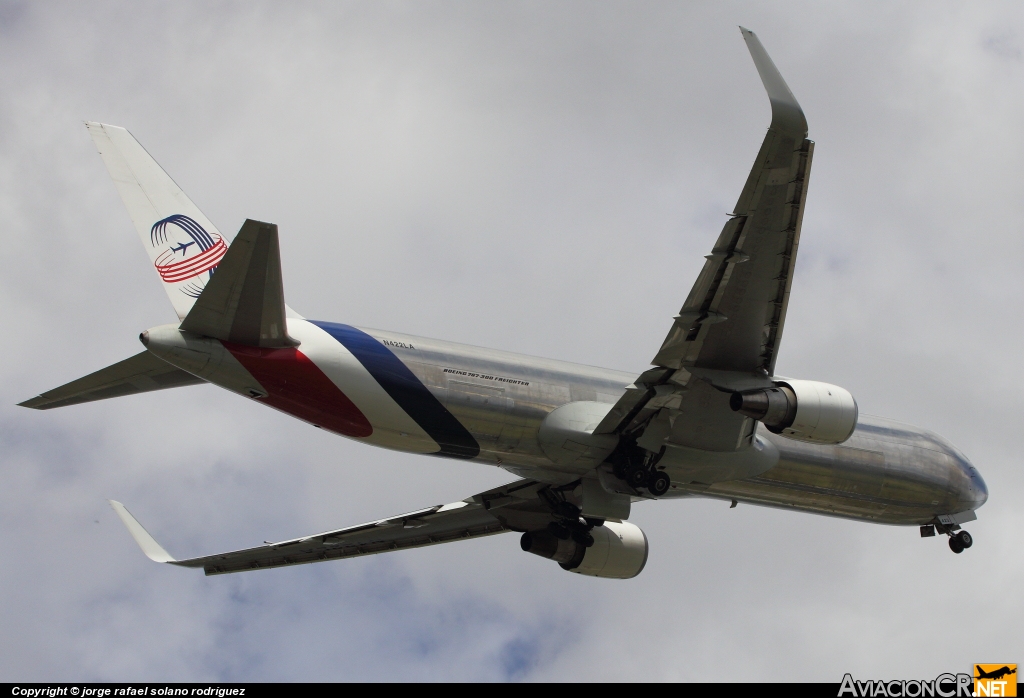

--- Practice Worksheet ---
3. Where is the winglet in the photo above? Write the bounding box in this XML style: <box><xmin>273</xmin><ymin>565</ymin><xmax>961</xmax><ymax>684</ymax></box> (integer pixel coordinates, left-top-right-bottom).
<box><xmin>108</xmin><ymin>500</ymin><xmax>176</xmax><ymax>563</ymax></box>
<box><xmin>739</xmin><ymin>27</ymin><xmax>807</xmax><ymax>137</ymax></box>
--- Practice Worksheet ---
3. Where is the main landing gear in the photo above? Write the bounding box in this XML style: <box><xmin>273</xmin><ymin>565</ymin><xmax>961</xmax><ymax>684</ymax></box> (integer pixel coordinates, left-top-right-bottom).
<box><xmin>613</xmin><ymin>461</ymin><xmax>670</xmax><ymax>496</ymax></box>
<box><xmin>921</xmin><ymin>524</ymin><xmax>973</xmax><ymax>554</ymax></box>
<box><xmin>541</xmin><ymin>492</ymin><xmax>601</xmax><ymax>548</ymax></box>
<box><xmin>611</xmin><ymin>445</ymin><xmax>671</xmax><ymax>496</ymax></box>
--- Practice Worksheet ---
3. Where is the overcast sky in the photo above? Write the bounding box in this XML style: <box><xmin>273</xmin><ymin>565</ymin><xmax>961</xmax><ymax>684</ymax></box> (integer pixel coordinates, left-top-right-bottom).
<box><xmin>2</xmin><ymin>0</ymin><xmax>1022</xmax><ymax>682</ymax></box>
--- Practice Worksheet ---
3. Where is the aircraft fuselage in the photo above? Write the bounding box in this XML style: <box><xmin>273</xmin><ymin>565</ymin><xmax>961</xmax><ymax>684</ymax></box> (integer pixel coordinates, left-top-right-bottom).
<box><xmin>141</xmin><ymin>318</ymin><xmax>988</xmax><ymax>527</ymax></box>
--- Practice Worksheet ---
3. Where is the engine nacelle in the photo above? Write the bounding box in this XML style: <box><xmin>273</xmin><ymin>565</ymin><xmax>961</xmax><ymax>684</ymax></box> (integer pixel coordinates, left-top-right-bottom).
<box><xmin>520</xmin><ymin>521</ymin><xmax>648</xmax><ymax>579</ymax></box>
<box><xmin>730</xmin><ymin>379</ymin><xmax>858</xmax><ymax>445</ymax></box>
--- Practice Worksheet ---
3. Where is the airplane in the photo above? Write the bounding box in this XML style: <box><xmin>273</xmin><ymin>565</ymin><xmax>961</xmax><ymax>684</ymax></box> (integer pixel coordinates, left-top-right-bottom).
<box><xmin>169</xmin><ymin>241</ymin><xmax>195</xmax><ymax>256</ymax></box>
<box><xmin>20</xmin><ymin>28</ymin><xmax>988</xmax><ymax>579</ymax></box>
<box><xmin>975</xmin><ymin>667</ymin><xmax>1016</xmax><ymax>681</ymax></box>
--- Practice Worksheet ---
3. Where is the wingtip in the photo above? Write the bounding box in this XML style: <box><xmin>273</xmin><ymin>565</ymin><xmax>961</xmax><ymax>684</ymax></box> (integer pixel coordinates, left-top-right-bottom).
<box><xmin>739</xmin><ymin>27</ymin><xmax>807</xmax><ymax>137</ymax></box>
<box><xmin>85</xmin><ymin>121</ymin><xmax>125</xmax><ymax>132</ymax></box>
<box><xmin>108</xmin><ymin>499</ymin><xmax>176</xmax><ymax>563</ymax></box>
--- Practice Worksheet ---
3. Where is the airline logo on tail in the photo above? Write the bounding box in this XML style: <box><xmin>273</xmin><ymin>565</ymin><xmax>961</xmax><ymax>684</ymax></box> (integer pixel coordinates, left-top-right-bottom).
<box><xmin>150</xmin><ymin>214</ymin><xmax>227</xmax><ymax>298</ymax></box>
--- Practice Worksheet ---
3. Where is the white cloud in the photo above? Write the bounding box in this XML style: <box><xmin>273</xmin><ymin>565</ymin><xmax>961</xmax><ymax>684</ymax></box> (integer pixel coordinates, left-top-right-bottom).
<box><xmin>2</xmin><ymin>0</ymin><xmax>1021</xmax><ymax>682</ymax></box>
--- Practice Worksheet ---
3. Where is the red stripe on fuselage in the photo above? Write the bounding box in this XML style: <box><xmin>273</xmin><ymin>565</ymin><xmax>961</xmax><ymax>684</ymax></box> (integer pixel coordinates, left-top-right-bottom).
<box><xmin>223</xmin><ymin>342</ymin><xmax>373</xmax><ymax>438</ymax></box>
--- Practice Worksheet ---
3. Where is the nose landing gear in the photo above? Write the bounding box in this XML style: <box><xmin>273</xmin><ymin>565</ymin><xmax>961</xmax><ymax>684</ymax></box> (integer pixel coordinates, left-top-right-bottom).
<box><xmin>948</xmin><ymin>530</ymin><xmax>973</xmax><ymax>554</ymax></box>
<box><xmin>924</xmin><ymin>523</ymin><xmax>973</xmax><ymax>553</ymax></box>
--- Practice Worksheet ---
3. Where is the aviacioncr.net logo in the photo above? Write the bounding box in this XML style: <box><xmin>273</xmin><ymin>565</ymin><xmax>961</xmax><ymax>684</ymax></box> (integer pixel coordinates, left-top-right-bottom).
<box><xmin>974</xmin><ymin>665</ymin><xmax>1017</xmax><ymax>697</ymax></box>
<box><xmin>839</xmin><ymin>673</ymin><xmax>974</xmax><ymax>698</ymax></box>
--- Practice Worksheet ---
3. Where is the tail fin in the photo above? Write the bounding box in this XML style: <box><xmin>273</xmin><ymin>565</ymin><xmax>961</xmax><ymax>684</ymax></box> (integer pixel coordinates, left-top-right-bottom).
<box><xmin>86</xmin><ymin>122</ymin><xmax>227</xmax><ymax>320</ymax></box>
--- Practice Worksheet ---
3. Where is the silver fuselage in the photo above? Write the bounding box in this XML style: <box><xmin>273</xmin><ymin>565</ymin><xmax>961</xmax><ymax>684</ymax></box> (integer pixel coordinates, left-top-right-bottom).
<box><xmin>348</xmin><ymin>326</ymin><xmax>988</xmax><ymax>526</ymax></box>
<box><xmin>145</xmin><ymin>318</ymin><xmax>988</xmax><ymax>527</ymax></box>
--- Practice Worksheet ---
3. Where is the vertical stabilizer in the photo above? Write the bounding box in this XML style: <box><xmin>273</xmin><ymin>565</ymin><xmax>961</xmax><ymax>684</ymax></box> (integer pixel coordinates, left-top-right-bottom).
<box><xmin>87</xmin><ymin>122</ymin><xmax>227</xmax><ymax>320</ymax></box>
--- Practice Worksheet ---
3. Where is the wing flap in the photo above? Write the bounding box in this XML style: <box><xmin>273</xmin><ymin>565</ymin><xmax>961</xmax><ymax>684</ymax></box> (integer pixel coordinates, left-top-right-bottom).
<box><xmin>592</xmin><ymin>367</ymin><xmax>672</xmax><ymax>436</ymax></box>
<box><xmin>182</xmin><ymin>506</ymin><xmax>506</xmax><ymax>576</ymax></box>
<box><xmin>19</xmin><ymin>351</ymin><xmax>204</xmax><ymax>410</ymax></box>
<box><xmin>653</xmin><ymin>130</ymin><xmax>812</xmax><ymax>376</ymax></box>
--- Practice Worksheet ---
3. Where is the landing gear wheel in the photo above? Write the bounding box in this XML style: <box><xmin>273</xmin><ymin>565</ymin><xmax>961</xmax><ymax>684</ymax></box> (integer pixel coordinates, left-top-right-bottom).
<box><xmin>626</xmin><ymin>465</ymin><xmax>648</xmax><ymax>488</ymax></box>
<box><xmin>648</xmin><ymin>471</ymin><xmax>671</xmax><ymax>497</ymax></box>
<box><xmin>948</xmin><ymin>536</ymin><xmax>965</xmax><ymax>554</ymax></box>
<box><xmin>956</xmin><ymin>530</ymin><xmax>973</xmax><ymax>549</ymax></box>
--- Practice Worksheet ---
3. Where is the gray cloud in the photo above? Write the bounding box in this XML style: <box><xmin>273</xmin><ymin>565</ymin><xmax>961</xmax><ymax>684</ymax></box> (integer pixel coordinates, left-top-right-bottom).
<box><xmin>1</xmin><ymin>0</ymin><xmax>1021</xmax><ymax>681</ymax></box>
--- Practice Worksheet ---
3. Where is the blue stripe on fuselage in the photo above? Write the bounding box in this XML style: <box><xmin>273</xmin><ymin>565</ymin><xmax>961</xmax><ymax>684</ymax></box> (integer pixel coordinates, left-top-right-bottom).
<box><xmin>311</xmin><ymin>321</ymin><xmax>480</xmax><ymax>460</ymax></box>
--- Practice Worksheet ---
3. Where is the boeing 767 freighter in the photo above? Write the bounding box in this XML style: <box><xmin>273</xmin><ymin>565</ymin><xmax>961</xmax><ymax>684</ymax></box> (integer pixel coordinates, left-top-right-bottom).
<box><xmin>20</xmin><ymin>29</ymin><xmax>987</xmax><ymax>579</ymax></box>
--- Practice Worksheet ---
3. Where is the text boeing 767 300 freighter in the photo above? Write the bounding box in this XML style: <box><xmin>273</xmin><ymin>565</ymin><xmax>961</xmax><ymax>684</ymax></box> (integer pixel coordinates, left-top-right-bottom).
<box><xmin>21</xmin><ymin>29</ymin><xmax>987</xmax><ymax>579</ymax></box>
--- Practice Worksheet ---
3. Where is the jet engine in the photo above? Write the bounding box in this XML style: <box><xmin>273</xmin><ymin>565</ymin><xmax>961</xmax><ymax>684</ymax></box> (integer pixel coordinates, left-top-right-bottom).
<box><xmin>730</xmin><ymin>379</ymin><xmax>857</xmax><ymax>445</ymax></box>
<box><xmin>520</xmin><ymin>521</ymin><xmax>648</xmax><ymax>579</ymax></box>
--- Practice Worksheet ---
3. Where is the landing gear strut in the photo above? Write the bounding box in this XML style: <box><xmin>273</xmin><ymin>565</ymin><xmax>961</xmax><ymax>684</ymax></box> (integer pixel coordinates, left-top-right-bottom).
<box><xmin>923</xmin><ymin>523</ymin><xmax>974</xmax><ymax>553</ymax></box>
<box><xmin>541</xmin><ymin>489</ymin><xmax>598</xmax><ymax>548</ymax></box>
<box><xmin>623</xmin><ymin>464</ymin><xmax>647</xmax><ymax>488</ymax></box>
<box><xmin>546</xmin><ymin>519</ymin><xmax>595</xmax><ymax>548</ymax></box>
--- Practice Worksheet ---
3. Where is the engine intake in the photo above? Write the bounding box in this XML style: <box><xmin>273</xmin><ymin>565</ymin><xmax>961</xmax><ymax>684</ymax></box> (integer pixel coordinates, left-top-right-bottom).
<box><xmin>521</xmin><ymin>521</ymin><xmax>648</xmax><ymax>579</ymax></box>
<box><xmin>730</xmin><ymin>379</ymin><xmax>857</xmax><ymax>445</ymax></box>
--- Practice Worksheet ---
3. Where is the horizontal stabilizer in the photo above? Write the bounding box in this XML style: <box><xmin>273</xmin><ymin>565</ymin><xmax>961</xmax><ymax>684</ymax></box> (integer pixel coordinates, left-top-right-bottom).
<box><xmin>108</xmin><ymin>500</ymin><xmax>176</xmax><ymax>563</ymax></box>
<box><xmin>18</xmin><ymin>351</ymin><xmax>204</xmax><ymax>410</ymax></box>
<box><xmin>179</xmin><ymin>219</ymin><xmax>298</xmax><ymax>348</ymax></box>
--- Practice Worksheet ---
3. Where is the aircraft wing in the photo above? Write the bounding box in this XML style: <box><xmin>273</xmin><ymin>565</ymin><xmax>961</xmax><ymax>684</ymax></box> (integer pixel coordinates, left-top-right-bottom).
<box><xmin>19</xmin><ymin>351</ymin><xmax>204</xmax><ymax>410</ymax></box>
<box><xmin>110</xmin><ymin>479</ymin><xmax>558</xmax><ymax>575</ymax></box>
<box><xmin>594</xmin><ymin>28</ymin><xmax>813</xmax><ymax>451</ymax></box>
